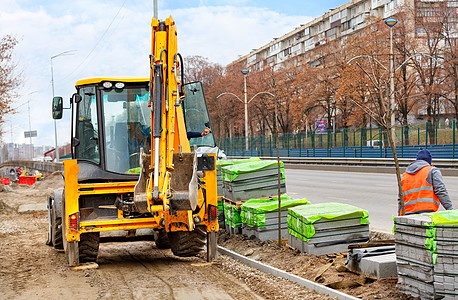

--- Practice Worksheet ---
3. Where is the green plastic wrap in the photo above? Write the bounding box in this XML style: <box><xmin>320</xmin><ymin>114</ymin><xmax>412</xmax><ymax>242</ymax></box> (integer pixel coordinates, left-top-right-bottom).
<box><xmin>221</xmin><ymin>160</ymin><xmax>285</xmax><ymax>182</ymax></box>
<box><xmin>431</xmin><ymin>210</ymin><xmax>458</xmax><ymax>225</ymax></box>
<box><xmin>240</xmin><ymin>194</ymin><xmax>309</xmax><ymax>227</ymax></box>
<box><xmin>223</xmin><ymin>202</ymin><xmax>242</xmax><ymax>228</ymax></box>
<box><xmin>218</xmin><ymin>200</ymin><xmax>224</xmax><ymax>211</ymax></box>
<box><xmin>216</xmin><ymin>157</ymin><xmax>260</xmax><ymax>168</ymax></box>
<box><xmin>287</xmin><ymin>202</ymin><xmax>369</xmax><ymax>242</ymax></box>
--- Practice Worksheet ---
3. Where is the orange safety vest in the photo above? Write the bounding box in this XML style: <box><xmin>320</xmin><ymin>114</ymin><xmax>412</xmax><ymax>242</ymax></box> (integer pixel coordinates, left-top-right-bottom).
<box><xmin>401</xmin><ymin>165</ymin><xmax>440</xmax><ymax>215</ymax></box>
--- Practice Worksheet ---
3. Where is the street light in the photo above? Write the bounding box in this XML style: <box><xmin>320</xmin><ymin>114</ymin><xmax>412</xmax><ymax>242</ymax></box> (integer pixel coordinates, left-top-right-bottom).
<box><xmin>51</xmin><ymin>50</ymin><xmax>76</xmax><ymax>161</ymax></box>
<box><xmin>217</xmin><ymin>90</ymin><xmax>274</xmax><ymax>152</ymax></box>
<box><xmin>241</xmin><ymin>69</ymin><xmax>250</xmax><ymax>150</ymax></box>
<box><xmin>385</xmin><ymin>17</ymin><xmax>397</xmax><ymax>140</ymax></box>
<box><xmin>27</xmin><ymin>91</ymin><xmax>40</xmax><ymax>160</ymax></box>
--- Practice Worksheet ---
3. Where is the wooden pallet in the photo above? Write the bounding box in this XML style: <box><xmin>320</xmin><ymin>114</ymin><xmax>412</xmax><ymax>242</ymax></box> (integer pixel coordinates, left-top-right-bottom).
<box><xmin>222</xmin><ymin>196</ymin><xmax>246</xmax><ymax>209</ymax></box>
<box><xmin>222</xmin><ymin>195</ymin><xmax>277</xmax><ymax>209</ymax></box>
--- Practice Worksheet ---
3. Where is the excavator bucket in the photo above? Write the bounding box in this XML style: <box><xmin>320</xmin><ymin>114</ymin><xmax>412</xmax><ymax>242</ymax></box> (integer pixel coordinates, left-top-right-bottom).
<box><xmin>169</xmin><ymin>152</ymin><xmax>198</xmax><ymax>211</ymax></box>
<box><xmin>133</xmin><ymin>149</ymin><xmax>199</xmax><ymax>213</ymax></box>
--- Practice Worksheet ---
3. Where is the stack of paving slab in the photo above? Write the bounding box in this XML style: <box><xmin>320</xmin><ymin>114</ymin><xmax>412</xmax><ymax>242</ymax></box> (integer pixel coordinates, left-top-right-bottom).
<box><xmin>216</xmin><ymin>158</ymin><xmax>261</xmax><ymax>232</ymax></box>
<box><xmin>240</xmin><ymin>194</ymin><xmax>309</xmax><ymax>241</ymax></box>
<box><xmin>394</xmin><ymin>210</ymin><xmax>458</xmax><ymax>299</ymax></box>
<box><xmin>220</xmin><ymin>159</ymin><xmax>286</xmax><ymax>202</ymax></box>
<box><xmin>223</xmin><ymin>200</ymin><xmax>243</xmax><ymax>234</ymax></box>
<box><xmin>217</xmin><ymin>197</ymin><xmax>225</xmax><ymax>228</ymax></box>
<box><xmin>287</xmin><ymin>202</ymin><xmax>370</xmax><ymax>255</ymax></box>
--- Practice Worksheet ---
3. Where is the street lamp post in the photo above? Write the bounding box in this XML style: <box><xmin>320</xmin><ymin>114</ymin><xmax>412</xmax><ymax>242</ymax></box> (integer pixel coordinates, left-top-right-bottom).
<box><xmin>385</xmin><ymin>17</ymin><xmax>398</xmax><ymax>141</ymax></box>
<box><xmin>217</xmin><ymin>89</ymin><xmax>274</xmax><ymax>153</ymax></box>
<box><xmin>241</xmin><ymin>69</ymin><xmax>250</xmax><ymax>151</ymax></box>
<box><xmin>51</xmin><ymin>50</ymin><xmax>75</xmax><ymax>161</ymax></box>
<box><xmin>28</xmin><ymin>91</ymin><xmax>39</xmax><ymax>160</ymax></box>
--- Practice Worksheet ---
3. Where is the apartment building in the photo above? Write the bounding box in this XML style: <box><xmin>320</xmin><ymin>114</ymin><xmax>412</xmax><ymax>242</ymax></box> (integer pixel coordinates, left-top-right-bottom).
<box><xmin>230</xmin><ymin>0</ymin><xmax>407</xmax><ymax>70</ymax></box>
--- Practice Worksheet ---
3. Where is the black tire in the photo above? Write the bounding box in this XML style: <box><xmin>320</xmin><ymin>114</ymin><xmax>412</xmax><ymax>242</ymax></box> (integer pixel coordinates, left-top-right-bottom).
<box><xmin>52</xmin><ymin>202</ymin><xmax>63</xmax><ymax>250</ymax></box>
<box><xmin>46</xmin><ymin>196</ymin><xmax>53</xmax><ymax>246</ymax></box>
<box><xmin>79</xmin><ymin>232</ymin><xmax>100</xmax><ymax>263</ymax></box>
<box><xmin>155</xmin><ymin>229</ymin><xmax>171</xmax><ymax>249</ymax></box>
<box><xmin>168</xmin><ymin>225</ymin><xmax>206</xmax><ymax>257</ymax></box>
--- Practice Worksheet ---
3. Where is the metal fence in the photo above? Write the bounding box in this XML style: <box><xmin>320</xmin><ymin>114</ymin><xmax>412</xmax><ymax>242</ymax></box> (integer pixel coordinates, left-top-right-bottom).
<box><xmin>216</xmin><ymin>121</ymin><xmax>457</xmax><ymax>159</ymax></box>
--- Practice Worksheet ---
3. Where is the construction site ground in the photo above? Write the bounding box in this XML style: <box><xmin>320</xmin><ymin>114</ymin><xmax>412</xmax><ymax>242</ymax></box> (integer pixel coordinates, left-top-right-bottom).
<box><xmin>0</xmin><ymin>173</ymin><xmax>415</xmax><ymax>300</ymax></box>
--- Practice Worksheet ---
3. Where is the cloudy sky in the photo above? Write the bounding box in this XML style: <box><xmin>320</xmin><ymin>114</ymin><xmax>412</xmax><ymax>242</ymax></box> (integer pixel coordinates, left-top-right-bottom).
<box><xmin>0</xmin><ymin>0</ymin><xmax>347</xmax><ymax>148</ymax></box>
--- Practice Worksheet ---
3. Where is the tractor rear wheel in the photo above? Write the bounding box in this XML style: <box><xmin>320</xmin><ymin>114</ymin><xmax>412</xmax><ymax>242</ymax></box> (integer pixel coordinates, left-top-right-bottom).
<box><xmin>46</xmin><ymin>196</ymin><xmax>53</xmax><ymax>246</ymax></box>
<box><xmin>154</xmin><ymin>229</ymin><xmax>171</xmax><ymax>249</ymax></box>
<box><xmin>79</xmin><ymin>232</ymin><xmax>100</xmax><ymax>263</ymax></box>
<box><xmin>51</xmin><ymin>202</ymin><xmax>63</xmax><ymax>250</ymax></box>
<box><xmin>168</xmin><ymin>225</ymin><xmax>206</xmax><ymax>257</ymax></box>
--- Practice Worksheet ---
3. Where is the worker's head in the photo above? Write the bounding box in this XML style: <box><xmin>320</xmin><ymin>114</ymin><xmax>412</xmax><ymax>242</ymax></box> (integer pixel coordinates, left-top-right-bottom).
<box><xmin>416</xmin><ymin>149</ymin><xmax>432</xmax><ymax>165</ymax></box>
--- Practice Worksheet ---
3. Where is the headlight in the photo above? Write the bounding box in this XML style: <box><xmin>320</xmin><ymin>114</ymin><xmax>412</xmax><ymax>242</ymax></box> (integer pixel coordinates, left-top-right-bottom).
<box><xmin>103</xmin><ymin>81</ymin><xmax>113</xmax><ymax>89</ymax></box>
<box><xmin>115</xmin><ymin>82</ymin><xmax>125</xmax><ymax>89</ymax></box>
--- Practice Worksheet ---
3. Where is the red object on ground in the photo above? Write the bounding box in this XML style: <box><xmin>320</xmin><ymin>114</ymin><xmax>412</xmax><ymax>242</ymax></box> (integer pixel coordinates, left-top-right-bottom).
<box><xmin>18</xmin><ymin>176</ymin><xmax>36</xmax><ymax>186</ymax></box>
<box><xmin>1</xmin><ymin>177</ymin><xmax>10</xmax><ymax>185</ymax></box>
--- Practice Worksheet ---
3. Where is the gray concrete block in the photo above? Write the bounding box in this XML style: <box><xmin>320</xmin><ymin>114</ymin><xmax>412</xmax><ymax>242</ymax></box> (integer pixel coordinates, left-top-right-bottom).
<box><xmin>312</xmin><ymin>217</ymin><xmax>366</xmax><ymax>231</ymax></box>
<box><xmin>444</xmin><ymin>283</ymin><xmax>454</xmax><ymax>292</ymax></box>
<box><xmin>223</xmin><ymin>183</ymin><xmax>286</xmax><ymax>201</ymax></box>
<box><xmin>225</xmin><ymin>224</ymin><xmax>241</xmax><ymax>235</ymax></box>
<box><xmin>396</xmin><ymin>258</ymin><xmax>434</xmax><ymax>282</ymax></box>
<box><xmin>288</xmin><ymin>234</ymin><xmax>304</xmax><ymax>252</ymax></box>
<box><xmin>287</xmin><ymin>233</ymin><xmax>357</xmax><ymax>255</ymax></box>
<box><xmin>397</xmin><ymin>275</ymin><xmax>435</xmax><ymax>299</ymax></box>
<box><xmin>347</xmin><ymin>252</ymin><xmax>397</xmax><ymax>278</ymax></box>
<box><xmin>242</xmin><ymin>223</ymin><xmax>288</xmax><ymax>241</ymax></box>
<box><xmin>256</xmin><ymin>227</ymin><xmax>288</xmax><ymax>241</ymax></box>
<box><xmin>303</xmin><ymin>241</ymin><xmax>352</xmax><ymax>255</ymax></box>
<box><xmin>306</xmin><ymin>225</ymin><xmax>370</xmax><ymax>244</ymax></box>
<box><xmin>395</xmin><ymin>242</ymin><xmax>432</xmax><ymax>264</ymax></box>
<box><xmin>394</xmin><ymin>214</ymin><xmax>432</xmax><ymax>227</ymax></box>
<box><xmin>225</xmin><ymin>167</ymin><xmax>282</xmax><ymax>182</ymax></box>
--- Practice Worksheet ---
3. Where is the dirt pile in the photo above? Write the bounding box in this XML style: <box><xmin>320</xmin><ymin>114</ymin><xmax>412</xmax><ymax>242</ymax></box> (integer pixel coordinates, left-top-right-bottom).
<box><xmin>33</xmin><ymin>171</ymin><xmax>64</xmax><ymax>191</ymax></box>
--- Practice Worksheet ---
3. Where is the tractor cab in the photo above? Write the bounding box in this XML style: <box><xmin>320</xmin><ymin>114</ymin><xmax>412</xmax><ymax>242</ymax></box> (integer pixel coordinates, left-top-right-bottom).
<box><xmin>53</xmin><ymin>77</ymin><xmax>216</xmax><ymax>182</ymax></box>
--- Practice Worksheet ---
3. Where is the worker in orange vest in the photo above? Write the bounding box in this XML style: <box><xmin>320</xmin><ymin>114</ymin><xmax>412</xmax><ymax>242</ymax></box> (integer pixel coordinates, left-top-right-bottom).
<box><xmin>400</xmin><ymin>149</ymin><xmax>453</xmax><ymax>215</ymax></box>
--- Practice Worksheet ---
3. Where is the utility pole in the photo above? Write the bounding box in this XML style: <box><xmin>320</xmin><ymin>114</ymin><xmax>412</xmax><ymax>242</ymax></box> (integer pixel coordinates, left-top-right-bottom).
<box><xmin>242</xmin><ymin>69</ymin><xmax>250</xmax><ymax>151</ymax></box>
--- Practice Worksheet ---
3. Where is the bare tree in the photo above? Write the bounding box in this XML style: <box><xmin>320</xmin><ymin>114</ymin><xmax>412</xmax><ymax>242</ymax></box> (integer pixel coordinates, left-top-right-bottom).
<box><xmin>0</xmin><ymin>35</ymin><xmax>21</xmax><ymax>140</ymax></box>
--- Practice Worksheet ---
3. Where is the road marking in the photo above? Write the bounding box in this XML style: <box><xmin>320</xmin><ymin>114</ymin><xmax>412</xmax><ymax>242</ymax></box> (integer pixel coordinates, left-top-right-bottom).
<box><xmin>331</xmin><ymin>180</ymin><xmax>344</xmax><ymax>183</ymax></box>
<box><xmin>376</xmin><ymin>184</ymin><xmax>392</xmax><ymax>187</ymax></box>
<box><xmin>448</xmin><ymin>189</ymin><xmax>457</xmax><ymax>191</ymax></box>
<box><xmin>328</xmin><ymin>196</ymin><xmax>348</xmax><ymax>201</ymax></box>
<box><xmin>289</xmin><ymin>192</ymin><xmax>298</xmax><ymax>195</ymax></box>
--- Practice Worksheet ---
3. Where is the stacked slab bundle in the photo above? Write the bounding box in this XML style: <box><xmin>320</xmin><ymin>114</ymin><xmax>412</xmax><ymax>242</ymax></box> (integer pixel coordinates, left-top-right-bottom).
<box><xmin>393</xmin><ymin>214</ymin><xmax>434</xmax><ymax>299</ymax></box>
<box><xmin>240</xmin><ymin>194</ymin><xmax>309</xmax><ymax>241</ymax></box>
<box><xmin>221</xmin><ymin>160</ymin><xmax>286</xmax><ymax>202</ymax></box>
<box><xmin>223</xmin><ymin>201</ymin><xmax>243</xmax><ymax>234</ymax></box>
<box><xmin>394</xmin><ymin>210</ymin><xmax>458</xmax><ymax>299</ymax></box>
<box><xmin>216</xmin><ymin>158</ymin><xmax>261</xmax><ymax>196</ymax></box>
<box><xmin>287</xmin><ymin>202</ymin><xmax>370</xmax><ymax>255</ymax></box>
<box><xmin>217</xmin><ymin>197</ymin><xmax>225</xmax><ymax>228</ymax></box>
<box><xmin>216</xmin><ymin>158</ymin><xmax>261</xmax><ymax>230</ymax></box>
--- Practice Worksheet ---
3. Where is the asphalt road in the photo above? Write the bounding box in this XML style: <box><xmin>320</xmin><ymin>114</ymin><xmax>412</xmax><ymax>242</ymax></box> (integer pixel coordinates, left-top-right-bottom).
<box><xmin>285</xmin><ymin>168</ymin><xmax>458</xmax><ymax>233</ymax></box>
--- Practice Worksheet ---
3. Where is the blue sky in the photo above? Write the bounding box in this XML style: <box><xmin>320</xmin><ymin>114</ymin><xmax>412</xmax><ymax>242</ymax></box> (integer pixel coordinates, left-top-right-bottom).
<box><xmin>0</xmin><ymin>0</ymin><xmax>348</xmax><ymax>148</ymax></box>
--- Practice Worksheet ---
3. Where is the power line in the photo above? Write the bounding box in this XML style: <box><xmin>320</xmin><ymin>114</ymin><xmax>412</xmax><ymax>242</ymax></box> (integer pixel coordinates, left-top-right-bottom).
<box><xmin>60</xmin><ymin>0</ymin><xmax>127</xmax><ymax>81</ymax></box>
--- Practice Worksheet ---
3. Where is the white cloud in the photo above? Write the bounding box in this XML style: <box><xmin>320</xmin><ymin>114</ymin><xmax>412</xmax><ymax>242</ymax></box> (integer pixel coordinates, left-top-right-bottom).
<box><xmin>0</xmin><ymin>1</ymin><xmax>311</xmax><ymax>147</ymax></box>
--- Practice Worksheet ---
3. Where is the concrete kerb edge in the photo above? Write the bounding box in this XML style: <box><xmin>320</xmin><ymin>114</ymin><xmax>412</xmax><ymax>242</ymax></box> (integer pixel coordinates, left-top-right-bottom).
<box><xmin>217</xmin><ymin>246</ymin><xmax>360</xmax><ymax>300</ymax></box>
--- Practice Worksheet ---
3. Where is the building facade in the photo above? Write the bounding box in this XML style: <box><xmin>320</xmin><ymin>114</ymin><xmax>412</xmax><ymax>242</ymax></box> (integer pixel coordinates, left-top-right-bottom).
<box><xmin>230</xmin><ymin>0</ymin><xmax>410</xmax><ymax>70</ymax></box>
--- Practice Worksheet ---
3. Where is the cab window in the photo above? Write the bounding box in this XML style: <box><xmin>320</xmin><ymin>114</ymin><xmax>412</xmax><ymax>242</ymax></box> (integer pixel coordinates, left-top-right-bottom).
<box><xmin>75</xmin><ymin>86</ymin><xmax>100</xmax><ymax>163</ymax></box>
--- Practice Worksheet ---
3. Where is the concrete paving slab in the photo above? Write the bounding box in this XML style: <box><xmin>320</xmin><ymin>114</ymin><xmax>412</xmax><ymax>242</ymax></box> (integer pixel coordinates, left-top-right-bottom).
<box><xmin>18</xmin><ymin>203</ymin><xmax>47</xmax><ymax>213</ymax></box>
<box><xmin>347</xmin><ymin>252</ymin><xmax>397</xmax><ymax>278</ymax></box>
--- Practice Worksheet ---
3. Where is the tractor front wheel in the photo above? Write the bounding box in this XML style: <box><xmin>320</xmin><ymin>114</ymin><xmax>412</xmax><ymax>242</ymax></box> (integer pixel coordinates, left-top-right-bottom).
<box><xmin>168</xmin><ymin>225</ymin><xmax>206</xmax><ymax>257</ymax></box>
